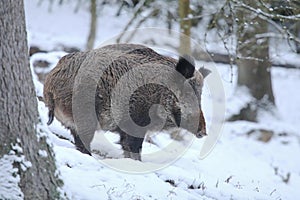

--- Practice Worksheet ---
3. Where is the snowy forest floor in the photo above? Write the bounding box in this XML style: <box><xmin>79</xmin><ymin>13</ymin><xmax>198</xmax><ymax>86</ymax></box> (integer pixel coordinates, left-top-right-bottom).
<box><xmin>25</xmin><ymin>1</ymin><xmax>300</xmax><ymax>199</ymax></box>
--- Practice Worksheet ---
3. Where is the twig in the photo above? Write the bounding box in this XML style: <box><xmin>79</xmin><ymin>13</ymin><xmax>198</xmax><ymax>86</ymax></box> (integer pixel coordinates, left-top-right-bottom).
<box><xmin>232</xmin><ymin>0</ymin><xmax>300</xmax><ymax>21</ymax></box>
<box><xmin>116</xmin><ymin>0</ymin><xmax>146</xmax><ymax>43</ymax></box>
<box><xmin>124</xmin><ymin>8</ymin><xmax>160</xmax><ymax>43</ymax></box>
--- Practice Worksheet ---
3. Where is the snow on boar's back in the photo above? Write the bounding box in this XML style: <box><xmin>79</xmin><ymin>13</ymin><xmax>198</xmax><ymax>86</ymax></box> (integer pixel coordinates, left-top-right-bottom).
<box><xmin>43</xmin><ymin>44</ymin><xmax>211</xmax><ymax>160</ymax></box>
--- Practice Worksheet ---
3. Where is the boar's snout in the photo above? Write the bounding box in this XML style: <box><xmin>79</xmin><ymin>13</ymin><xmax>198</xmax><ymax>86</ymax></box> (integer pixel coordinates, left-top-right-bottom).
<box><xmin>196</xmin><ymin>110</ymin><xmax>207</xmax><ymax>138</ymax></box>
<box><xmin>196</xmin><ymin>129</ymin><xmax>207</xmax><ymax>138</ymax></box>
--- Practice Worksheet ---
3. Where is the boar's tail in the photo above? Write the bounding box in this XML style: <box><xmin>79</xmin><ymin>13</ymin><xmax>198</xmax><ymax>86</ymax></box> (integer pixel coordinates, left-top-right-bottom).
<box><xmin>46</xmin><ymin>92</ymin><xmax>55</xmax><ymax>125</ymax></box>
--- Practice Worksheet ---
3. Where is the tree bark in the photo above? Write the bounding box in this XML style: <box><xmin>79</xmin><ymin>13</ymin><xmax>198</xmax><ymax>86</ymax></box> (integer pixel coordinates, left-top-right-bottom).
<box><xmin>0</xmin><ymin>1</ymin><xmax>63</xmax><ymax>199</ymax></box>
<box><xmin>234</xmin><ymin>1</ymin><xmax>275</xmax><ymax>121</ymax></box>
<box><xmin>86</xmin><ymin>0</ymin><xmax>97</xmax><ymax>50</ymax></box>
<box><xmin>293</xmin><ymin>21</ymin><xmax>300</xmax><ymax>53</ymax></box>
<box><xmin>178</xmin><ymin>0</ymin><xmax>191</xmax><ymax>55</ymax></box>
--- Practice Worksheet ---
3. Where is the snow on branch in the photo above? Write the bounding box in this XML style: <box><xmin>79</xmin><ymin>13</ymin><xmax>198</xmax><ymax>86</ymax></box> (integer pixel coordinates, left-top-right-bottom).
<box><xmin>232</xmin><ymin>0</ymin><xmax>300</xmax><ymax>21</ymax></box>
<box><xmin>230</xmin><ymin>0</ymin><xmax>300</xmax><ymax>48</ymax></box>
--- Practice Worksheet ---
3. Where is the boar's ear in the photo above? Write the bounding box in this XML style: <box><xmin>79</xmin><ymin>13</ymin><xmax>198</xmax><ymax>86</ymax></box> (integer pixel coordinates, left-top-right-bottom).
<box><xmin>198</xmin><ymin>67</ymin><xmax>211</xmax><ymax>79</ymax></box>
<box><xmin>176</xmin><ymin>55</ymin><xmax>195</xmax><ymax>79</ymax></box>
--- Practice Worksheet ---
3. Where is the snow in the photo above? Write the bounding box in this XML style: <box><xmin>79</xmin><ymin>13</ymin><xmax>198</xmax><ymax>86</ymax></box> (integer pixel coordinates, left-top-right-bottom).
<box><xmin>30</xmin><ymin>51</ymin><xmax>67</xmax><ymax>74</ymax></box>
<box><xmin>15</xmin><ymin>0</ymin><xmax>300</xmax><ymax>199</ymax></box>
<box><xmin>0</xmin><ymin>143</ymin><xmax>33</xmax><ymax>200</ymax></box>
<box><xmin>0</xmin><ymin>154</ymin><xmax>23</xmax><ymax>200</ymax></box>
<box><xmin>38</xmin><ymin>149</ymin><xmax>48</xmax><ymax>158</ymax></box>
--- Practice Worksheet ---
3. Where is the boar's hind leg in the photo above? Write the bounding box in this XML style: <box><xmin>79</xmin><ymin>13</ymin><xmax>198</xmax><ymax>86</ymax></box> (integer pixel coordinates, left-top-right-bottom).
<box><xmin>70</xmin><ymin>129</ymin><xmax>92</xmax><ymax>156</ymax></box>
<box><xmin>118</xmin><ymin>128</ymin><xmax>144</xmax><ymax>161</ymax></box>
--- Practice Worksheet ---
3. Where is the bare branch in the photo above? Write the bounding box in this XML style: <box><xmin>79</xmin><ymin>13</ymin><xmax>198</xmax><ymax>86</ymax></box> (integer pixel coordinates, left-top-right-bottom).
<box><xmin>123</xmin><ymin>8</ymin><xmax>160</xmax><ymax>43</ymax></box>
<box><xmin>232</xmin><ymin>0</ymin><xmax>300</xmax><ymax>21</ymax></box>
<box><xmin>238</xmin><ymin>32</ymin><xmax>295</xmax><ymax>50</ymax></box>
<box><xmin>231</xmin><ymin>0</ymin><xmax>300</xmax><ymax>52</ymax></box>
<box><xmin>116</xmin><ymin>0</ymin><xmax>146</xmax><ymax>43</ymax></box>
<box><xmin>259</xmin><ymin>13</ymin><xmax>300</xmax><ymax>44</ymax></box>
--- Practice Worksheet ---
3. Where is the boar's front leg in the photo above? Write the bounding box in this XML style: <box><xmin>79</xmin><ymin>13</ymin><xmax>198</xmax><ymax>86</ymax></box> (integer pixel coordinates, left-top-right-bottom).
<box><xmin>70</xmin><ymin>129</ymin><xmax>92</xmax><ymax>155</ymax></box>
<box><xmin>118</xmin><ymin>128</ymin><xmax>144</xmax><ymax>161</ymax></box>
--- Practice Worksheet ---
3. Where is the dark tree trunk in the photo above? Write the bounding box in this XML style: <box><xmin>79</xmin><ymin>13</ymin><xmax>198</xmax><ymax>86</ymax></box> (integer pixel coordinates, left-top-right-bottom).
<box><xmin>233</xmin><ymin>1</ymin><xmax>275</xmax><ymax>121</ymax></box>
<box><xmin>0</xmin><ymin>1</ymin><xmax>63</xmax><ymax>199</ymax></box>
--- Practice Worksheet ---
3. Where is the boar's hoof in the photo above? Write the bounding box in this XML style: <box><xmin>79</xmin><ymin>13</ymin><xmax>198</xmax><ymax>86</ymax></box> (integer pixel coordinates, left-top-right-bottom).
<box><xmin>77</xmin><ymin>146</ymin><xmax>92</xmax><ymax>156</ymax></box>
<box><xmin>196</xmin><ymin>131</ymin><xmax>207</xmax><ymax>138</ymax></box>
<box><xmin>124</xmin><ymin>151</ymin><xmax>141</xmax><ymax>161</ymax></box>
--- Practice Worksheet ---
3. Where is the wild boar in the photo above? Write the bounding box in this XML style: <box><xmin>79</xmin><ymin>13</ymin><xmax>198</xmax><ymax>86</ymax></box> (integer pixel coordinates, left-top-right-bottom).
<box><xmin>43</xmin><ymin>44</ymin><xmax>211</xmax><ymax>160</ymax></box>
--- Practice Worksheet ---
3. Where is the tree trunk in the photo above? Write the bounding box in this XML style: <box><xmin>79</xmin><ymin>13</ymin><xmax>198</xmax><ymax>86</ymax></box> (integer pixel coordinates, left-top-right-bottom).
<box><xmin>293</xmin><ymin>21</ymin><xmax>300</xmax><ymax>53</ymax></box>
<box><xmin>86</xmin><ymin>0</ymin><xmax>97</xmax><ymax>50</ymax></box>
<box><xmin>178</xmin><ymin>0</ymin><xmax>191</xmax><ymax>55</ymax></box>
<box><xmin>0</xmin><ymin>1</ymin><xmax>63</xmax><ymax>199</ymax></box>
<box><xmin>234</xmin><ymin>1</ymin><xmax>275</xmax><ymax>121</ymax></box>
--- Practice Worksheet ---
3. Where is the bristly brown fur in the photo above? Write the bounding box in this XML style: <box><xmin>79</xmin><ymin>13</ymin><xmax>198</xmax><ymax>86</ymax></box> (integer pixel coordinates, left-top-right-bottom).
<box><xmin>43</xmin><ymin>44</ymin><xmax>210</xmax><ymax>159</ymax></box>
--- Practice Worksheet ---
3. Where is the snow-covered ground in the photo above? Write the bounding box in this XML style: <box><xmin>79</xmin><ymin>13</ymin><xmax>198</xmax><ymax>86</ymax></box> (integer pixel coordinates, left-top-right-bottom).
<box><xmin>24</xmin><ymin>1</ymin><xmax>300</xmax><ymax>199</ymax></box>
